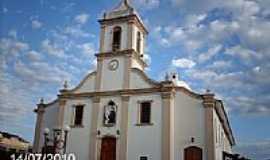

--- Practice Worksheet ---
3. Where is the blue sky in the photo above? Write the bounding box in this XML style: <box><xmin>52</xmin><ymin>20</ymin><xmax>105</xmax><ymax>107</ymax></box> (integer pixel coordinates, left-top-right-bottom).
<box><xmin>1</xmin><ymin>0</ymin><xmax>270</xmax><ymax>159</ymax></box>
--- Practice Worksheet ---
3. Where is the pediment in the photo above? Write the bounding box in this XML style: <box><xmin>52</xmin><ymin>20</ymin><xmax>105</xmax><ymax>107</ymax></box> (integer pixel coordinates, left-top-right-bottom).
<box><xmin>130</xmin><ymin>68</ymin><xmax>160</xmax><ymax>89</ymax></box>
<box><xmin>69</xmin><ymin>71</ymin><xmax>97</xmax><ymax>93</ymax></box>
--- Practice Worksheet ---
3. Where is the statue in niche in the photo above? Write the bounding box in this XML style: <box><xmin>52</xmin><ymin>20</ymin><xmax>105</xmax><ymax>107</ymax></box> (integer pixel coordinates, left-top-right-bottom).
<box><xmin>103</xmin><ymin>101</ymin><xmax>117</xmax><ymax>126</ymax></box>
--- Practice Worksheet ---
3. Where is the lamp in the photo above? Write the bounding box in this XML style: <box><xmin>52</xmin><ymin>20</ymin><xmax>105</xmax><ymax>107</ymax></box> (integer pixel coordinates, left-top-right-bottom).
<box><xmin>43</xmin><ymin>126</ymin><xmax>70</xmax><ymax>154</ymax></box>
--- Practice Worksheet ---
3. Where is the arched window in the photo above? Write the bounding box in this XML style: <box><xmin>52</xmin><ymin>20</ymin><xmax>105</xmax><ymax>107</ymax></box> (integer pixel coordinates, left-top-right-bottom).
<box><xmin>136</xmin><ymin>32</ymin><xmax>141</xmax><ymax>53</ymax></box>
<box><xmin>112</xmin><ymin>27</ymin><xmax>121</xmax><ymax>51</ymax></box>
<box><xmin>104</xmin><ymin>100</ymin><xmax>117</xmax><ymax>126</ymax></box>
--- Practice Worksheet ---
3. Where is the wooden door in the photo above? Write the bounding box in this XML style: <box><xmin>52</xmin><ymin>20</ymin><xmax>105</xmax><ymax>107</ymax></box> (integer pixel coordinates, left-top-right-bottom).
<box><xmin>100</xmin><ymin>137</ymin><xmax>116</xmax><ymax>160</ymax></box>
<box><xmin>184</xmin><ymin>146</ymin><xmax>202</xmax><ymax>160</ymax></box>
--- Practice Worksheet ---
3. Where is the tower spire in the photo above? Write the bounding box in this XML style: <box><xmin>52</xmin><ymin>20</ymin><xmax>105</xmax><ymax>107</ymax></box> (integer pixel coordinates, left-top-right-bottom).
<box><xmin>124</xmin><ymin>0</ymin><xmax>130</xmax><ymax>6</ymax></box>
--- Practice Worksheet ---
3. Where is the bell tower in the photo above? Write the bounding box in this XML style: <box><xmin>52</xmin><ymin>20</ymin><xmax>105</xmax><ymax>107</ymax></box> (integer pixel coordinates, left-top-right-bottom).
<box><xmin>99</xmin><ymin>0</ymin><xmax>148</xmax><ymax>56</ymax></box>
<box><xmin>95</xmin><ymin>0</ymin><xmax>148</xmax><ymax>91</ymax></box>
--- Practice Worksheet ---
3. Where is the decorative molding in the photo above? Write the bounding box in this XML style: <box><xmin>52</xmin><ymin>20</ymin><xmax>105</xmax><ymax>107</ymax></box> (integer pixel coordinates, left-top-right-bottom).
<box><xmin>131</xmin><ymin>68</ymin><xmax>160</xmax><ymax>86</ymax></box>
<box><xmin>214</xmin><ymin>100</ymin><xmax>235</xmax><ymax>146</ymax></box>
<box><xmin>161</xmin><ymin>92</ymin><xmax>175</xmax><ymax>99</ymax></box>
<box><xmin>92</xmin><ymin>97</ymin><xmax>101</xmax><ymax>103</ymax></box>
<box><xmin>202</xmin><ymin>93</ymin><xmax>235</xmax><ymax>147</ymax></box>
<box><xmin>99</xmin><ymin>14</ymin><xmax>148</xmax><ymax>35</ymax></box>
<box><xmin>121</xmin><ymin>95</ymin><xmax>130</xmax><ymax>101</ymax></box>
<box><xmin>95</xmin><ymin>49</ymin><xmax>147</xmax><ymax>68</ymax></box>
<box><xmin>64</xmin><ymin>71</ymin><xmax>97</xmax><ymax>93</ymax></box>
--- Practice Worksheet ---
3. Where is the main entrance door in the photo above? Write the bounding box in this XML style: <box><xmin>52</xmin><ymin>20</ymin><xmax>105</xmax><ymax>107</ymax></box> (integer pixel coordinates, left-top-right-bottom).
<box><xmin>184</xmin><ymin>146</ymin><xmax>202</xmax><ymax>160</ymax></box>
<box><xmin>100</xmin><ymin>137</ymin><xmax>116</xmax><ymax>160</ymax></box>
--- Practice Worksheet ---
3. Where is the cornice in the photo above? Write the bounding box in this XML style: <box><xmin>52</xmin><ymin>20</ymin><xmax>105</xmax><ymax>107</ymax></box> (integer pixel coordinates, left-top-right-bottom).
<box><xmin>131</xmin><ymin>68</ymin><xmax>160</xmax><ymax>86</ymax></box>
<box><xmin>214</xmin><ymin>100</ymin><xmax>236</xmax><ymax>146</ymax></box>
<box><xmin>96</xmin><ymin>49</ymin><xmax>148</xmax><ymax>68</ymax></box>
<box><xmin>63</xmin><ymin>71</ymin><xmax>97</xmax><ymax>93</ymax></box>
<box><xmin>98</xmin><ymin>14</ymin><xmax>148</xmax><ymax>34</ymax></box>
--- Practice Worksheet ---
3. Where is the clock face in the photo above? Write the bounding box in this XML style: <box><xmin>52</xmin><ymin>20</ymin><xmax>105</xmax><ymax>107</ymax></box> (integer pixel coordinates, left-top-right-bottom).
<box><xmin>108</xmin><ymin>59</ymin><xmax>119</xmax><ymax>71</ymax></box>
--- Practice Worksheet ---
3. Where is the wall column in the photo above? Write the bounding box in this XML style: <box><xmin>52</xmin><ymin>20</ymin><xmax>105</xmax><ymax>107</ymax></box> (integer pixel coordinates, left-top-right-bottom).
<box><xmin>123</xmin><ymin>54</ymin><xmax>132</xmax><ymax>89</ymax></box>
<box><xmin>95</xmin><ymin>57</ymin><xmax>103</xmax><ymax>91</ymax></box>
<box><xmin>203</xmin><ymin>93</ymin><xmax>216</xmax><ymax>160</ymax></box>
<box><xmin>119</xmin><ymin>95</ymin><xmax>130</xmax><ymax>160</ymax></box>
<box><xmin>33</xmin><ymin>103</ymin><xmax>45</xmax><ymax>153</ymax></box>
<box><xmin>161</xmin><ymin>92</ymin><xmax>175</xmax><ymax>160</ymax></box>
<box><xmin>127</xmin><ymin>20</ymin><xmax>134</xmax><ymax>49</ymax></box>
<box><xmin>89</xmin><ymin>97</ymin><xmax>100</xmax><ymax>160</ymax></box>
<box><xmin>99</xmin><ymin>25</ymin><xmax>106</xmax><ymax>52</ymax></box>
<box><xmin>57</xmin><ymin>99</ymin><xmax>66</xmax><ymax>129</ymax></box>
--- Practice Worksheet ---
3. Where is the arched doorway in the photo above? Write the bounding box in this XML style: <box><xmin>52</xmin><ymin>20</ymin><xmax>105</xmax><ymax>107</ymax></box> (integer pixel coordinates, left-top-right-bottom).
<box><xmin>184</xmin><ymin>146</ymin><xmax>202</xmax><ymax>160</ymax></box>
<box><xmin>100</xmin><ymin>137</ymin><xmax>116</xmax><ymax>160</ymax></box>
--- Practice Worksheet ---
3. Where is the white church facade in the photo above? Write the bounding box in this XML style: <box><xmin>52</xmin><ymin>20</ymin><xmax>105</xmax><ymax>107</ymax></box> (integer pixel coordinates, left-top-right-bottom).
<box><xmin>33</xmin><ymin>0</ymin><xmax>235</xmax><ymax>160</ymax></box>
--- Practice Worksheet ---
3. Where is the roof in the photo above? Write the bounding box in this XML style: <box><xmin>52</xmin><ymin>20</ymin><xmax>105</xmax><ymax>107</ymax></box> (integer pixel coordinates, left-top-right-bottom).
<box><xmin>0</xmin><ymin>131</ymin><xmax>29</xmax><ymax>144</ymax></box>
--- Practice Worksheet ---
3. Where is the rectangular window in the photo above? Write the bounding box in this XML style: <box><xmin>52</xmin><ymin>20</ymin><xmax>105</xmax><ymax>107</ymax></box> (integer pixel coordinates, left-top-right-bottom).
<box><xmin>74</xmin><ymin>105</ymin><xmax>84</xmax><ymax>126</ymax></box>
<box><xmin>140</xmin><ymin>102</ymin><xmax>151</xmax><ymax>124</ymax></box>
<box><xmin>139</xmin><ymin>156</ymin><xmax>148</xmax><ymax>160</ymax></box>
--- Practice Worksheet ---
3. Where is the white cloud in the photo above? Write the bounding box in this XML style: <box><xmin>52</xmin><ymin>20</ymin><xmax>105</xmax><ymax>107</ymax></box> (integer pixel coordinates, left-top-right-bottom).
<box><xmin>184</xmin><ymin>14</ymin><xmax>207</xmax><ymax>27</ymax></box>
<box><xmin>27</xmin><ymin>50</ymin><xmax>43</xmax><ymax>62</ymax></box>
<box><xmin>135</xmin><ymin>0</ymin><xmax>160</xmax><ymax>9</ymax></box>
<box><xmin>143</xmin><ymin>54</ymin><xmax>152</xmax><ymax>65</ymax></box>
<box><xmin>8</xmin><ymin>30</ymin><xmax>17</xmax><ymax>39</ymax></box>
<box><xmin>74</xmin><ymin>13</ymin><xmax>89</xmax><ymax>24</ymax></box>
<box><xmin>14</xmin><ymin>61</ymin><xmax>71</xmax><ymax>84</ymax></box>
<box><xmin>225</xmin><ymin>45</ymin><xmax>261</xmax><ymax>61</ymax></box>
<box><xmin>64</xmin><ymin>26</ymin><xmax>91</xmax><ymax>38</ymax></box>
<box><xmin>41</xmin><ymin>39</ymin><xmax>65</xmax><ymax>58</ymax></box>
<box><xmin>77</xmin><ymin>43</ymin><xmax>96</xmax><ymax>57</ymax></box>
<box><xmin>32</xmin><ymin>20</ymin><xmax>43</xmax><ymax>29</ymax></box>
<box><xmin>198</xmin><ymin>45</ymin><xmax>222</xmax><ymax>63</ymax></box>
<box><xmin>3</xmin><ymin>7</ymin><xmax>8</xmax><ymax>13</ymax></box>
<box><xmin>0</xmin><ymin>38</ymin><xmax>29</xmax><ymax>57</ymax></box>
<box><xmin>208</xmin><ymin>60</ymin><xmax>232</xmax><ymax>70</ymax></box>
<box><xmin>172</xmin><ymin>58</ymin><xmax>196</xmax><ymax>69</ymax></box>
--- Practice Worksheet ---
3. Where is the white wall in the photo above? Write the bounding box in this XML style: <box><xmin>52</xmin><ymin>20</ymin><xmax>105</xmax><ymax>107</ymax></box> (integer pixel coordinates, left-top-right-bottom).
<box><xmin>130</xmin><ymin>70</ymin><xmax>153</xmax><ymax>89</ymax></box>
<box><xmin>174</xmin><ymin>91</ymin><xmax>206</xmax><ymax>160</ymax></box>
<box><xmin>73</xmin><ymin>73</ymin><xmax>96</xmax><ymax>93</ymax></box>
<box><xmin>127</xmin><ymin>94</ymin><xmax>162</xmax><ymax>160</ymax></box>
<box><xmin>213</xmin><ymin>110</ymin><xmax>232</xmax><ymax>160</ymax></box>
<box><xmin>40</xmin><ymin>102</ymin><xmax>59</xmax><ymax>149</ymax></box>
<box><xmin>100</xmin><ymin>57</ymin><xmax>125</xmax><ymax>91</ymax></box>
<box><xmin>64</xmin><ymin>98</ymin><xmax>93</xmax><ymax>160</ymax></box>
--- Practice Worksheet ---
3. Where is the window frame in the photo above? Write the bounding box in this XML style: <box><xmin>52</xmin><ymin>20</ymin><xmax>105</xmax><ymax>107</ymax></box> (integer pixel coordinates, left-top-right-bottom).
<box><xmin>71</xmin><ymin>104</ymin><xmax>85</xmax><ymax>127</ymax></box>
<box><xmin>112</xmin><ymin>26</ymin><xmax>122</xmax><ymax>51</ymax></box>
<box><xmin>136</xmin><ymin>100</ymin><xmax>153</xmax><ymax>126</ymax></box>
<box><xmin>136</xmin><ymin>31</ymin><xmax>141</xmax><ymax>54</ymax></box>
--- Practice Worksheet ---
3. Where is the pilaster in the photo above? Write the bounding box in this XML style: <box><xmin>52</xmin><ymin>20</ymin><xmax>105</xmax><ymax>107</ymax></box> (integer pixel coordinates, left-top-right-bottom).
<box><xmin>57</xmin><ymin>99</ymin><xmax>66</xmax><ymax>129</ymax></box>
<box><xmin>161</xmin><ymin>92</ymin><xmax>175</xmax><ymax>160</ymax></box>
<box><xmin>123</xmin><ymin>54</ymin><xmax>132</xmax><ymax>89</ymax></box>
<box><xmin>127</xmin><ymin>20</ymin><xmax>134</xmax><ymax>49</ymax></box>
<box><xmin>100</xmin><ymin>25</ymin><xmax>106</xmax><ymax>53</ymax></box>
<box><xmin>95</xmin><ymin>57</ymin><xmax>103</xmax><ymax>91</ymax></box>
<box><xmin>89</xmin><ymin>97</ymin><xmax>100</xmax><ymax>160</ymax></box>
<box><xmin>33</xmin><ymin>104</ymin><xmax>45</xmax><ymax>153</ymax></box>
<box><xmin>119</xmin><ymin>95</ymin><xmax>130</xmax><ymax>160</ymax></box>
<box><xmin>203</xmin><ymin>93</ymin><xmax>216</xmax><ymax>160</ymax></box>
